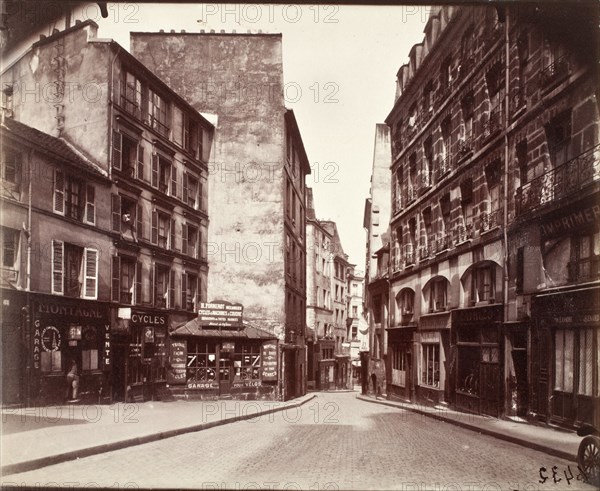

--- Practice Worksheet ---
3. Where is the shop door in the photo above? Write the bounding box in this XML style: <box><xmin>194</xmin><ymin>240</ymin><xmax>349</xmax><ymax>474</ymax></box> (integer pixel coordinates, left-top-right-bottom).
<box><xmin>512</xmin><ymin>349</ymin><xmax>528</xmax><ymax>417</ymax></box>
<box><xmin>480</xmin><ymin>362</ymin><xmax>501</xmax><ymax>417</ymax></box>
<box><xmin>1</xmin><ymin>319</ymin><xmax>23</xmax><ymax>404</ymax></box>
<box><xmin>218</xmin><ymin>352</ymin><xmax>233</xmax><ymax>395</ymax></box>
<box><xmin>112</xmin><ymin>342</ymin><xmax>128</xmax><ymax>402</ymax></box>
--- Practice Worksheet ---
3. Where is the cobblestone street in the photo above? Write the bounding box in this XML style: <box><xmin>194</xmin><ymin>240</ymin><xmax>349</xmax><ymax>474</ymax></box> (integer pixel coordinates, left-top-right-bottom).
<box><xmin>3</xmin><ymin>392</ymin><xmax>595</xmax><ymax>490</ymax></box>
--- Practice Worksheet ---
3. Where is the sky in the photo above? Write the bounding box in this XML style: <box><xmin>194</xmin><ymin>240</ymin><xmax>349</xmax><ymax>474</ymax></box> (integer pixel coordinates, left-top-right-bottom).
<box><xmin>92</xmin><ymin>3</ymin><xmax>430</xmax><ymax>268</ymax></box>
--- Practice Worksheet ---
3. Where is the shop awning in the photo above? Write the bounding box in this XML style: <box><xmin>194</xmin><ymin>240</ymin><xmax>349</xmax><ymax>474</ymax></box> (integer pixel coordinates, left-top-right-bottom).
<box><xmin>171</xmin><ymin>318</ymin><xmax>277</xmax><ymax>340</ymax></box>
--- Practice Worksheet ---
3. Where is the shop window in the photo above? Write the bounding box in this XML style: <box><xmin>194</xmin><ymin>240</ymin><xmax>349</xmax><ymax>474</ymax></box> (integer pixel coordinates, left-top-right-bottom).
<box><xmin>555</xmin><ymin>328</ymin><xmax>574</xmax><ymax>392</ymax></box>
<box><xmin>421</xmin><ymin>343</ymin><xmax>440</xmax><ymax>388</ymax></box>
<box><xmin>51</xmin><ymin>240</ymin><xmax>98</xmax><ymax>299</ymax></box>
<box><xmin>119</xmin><ymin>70</ymin><xmax>143</xmax><ymax>118</ymax></box>
<box><xmin>148</xmin><ymin>89</ymin><xmax>169</xmax><ymax>137</ymax></box>
<box><xmin>578</xmin><ymin>329</ymin><xmax>595</xmax><ymax>396</ymax></box>
<box><xmin>111</xmin><ymin>255</ymin><xmax>141</xmax><ymax>304</ymax></box>
<box><xmin>182</xmin><ymin>272</ymin><xmax>199</xmax><ymax>312</ymax></box>
<box><xmin>457</xmin><ymin>345</ymin><xmax>480</xmax><ymax>395</ymax></box>
<box><xmin>112</xmin><ymin>194</ymin><xmax>142</xmax><ymax>241</ymax></box>
<box><xmin>428</xmin><ymin>277</ymin><xmax>448</xmax><ymax>312</ymax></box>
<box><xmin>187</xmin><ymin>342</ymin><xmax>217</xmax><ymax>383</ymax></box>
<box><xmin>471</xmin><ymin>263</ymin><xmax>496</xmax><ymax>304</ymax></box>
<box><xmin>128</xmin><ymin>327</ymin><xmax>144</xmax><ymax>384</ymax></box>
<box><xmin>545</xmin><ymin>111</ymin><xmax>572</xmax><ymax>168</ymax></box>
<box><xmin>1</xmin><ymin>147</ymin><xmax>21</xmax><ymax>196</ymax></box>
<box><xmin>569</xmin><ymin>232</ymin><xmax>600</xmax><ymax>282</ymax></box>
<box><xmin>41</xmin><ymin>348</ymin><xmax>62</xmax><ymax>373</ymax></box>
<box><xmin>82</xmin><ymin>349</ymin><xmax>99</xmax><ymax>371</ymax></box>
<box><xmin>112</xmin><ymin>131</ymin><xmax>144</xmax><ymax>180</ymax></box>
<box><xmin>153</xmin><ymin>264</ymin><xmax>174</xmax><ymax>309</ymax></box>
<box><xmin>54</xmin><ymin>170</ymin><xmax>95</xmax><ymax>225</ymax></box>
<box><xmin>233</xmin><ymin>344</ymin><xmax>261</xmax><ymax>380</ymax></box>
<box><xmin>183</xmin><ymin>173</ymin><xmax>200</xmax><ymax>209</ymax></box>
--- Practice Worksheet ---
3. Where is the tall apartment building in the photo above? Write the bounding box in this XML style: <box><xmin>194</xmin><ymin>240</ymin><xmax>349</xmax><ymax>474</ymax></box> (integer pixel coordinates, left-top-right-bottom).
<box><xmin>130</xmin><ymin>31</ymin><xmax>310</xmax><ymax>400</ymax></box>
<box><xmin>383</xmin><ymin>4</ymin><xmax>599</xmax><ymax>425</ymax></box>
<box><xmin>363</xmin><ymin>124</ymin><xmax>392</xmax><ymax>396</ymax></box>
<box><xmin>346</xmin><ymin>266</ymin><xmax>367</xmax><ymax>385</ymax></box>
<box><xmin>1</xmin><ymin>20</ymin><xmax>215</xmax><ymax>403</ymax></box>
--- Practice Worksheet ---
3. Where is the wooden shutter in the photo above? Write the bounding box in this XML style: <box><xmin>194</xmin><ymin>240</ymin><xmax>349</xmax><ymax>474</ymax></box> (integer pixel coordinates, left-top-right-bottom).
<box><xmin>169</xmin><ymin>269</ymin><xmax>175</xmax><ymax>309</ymax></box>
<box><xmin>170</xmin><ymin>218</ymin><xmax>176</xmax><ymax>251</ymax></box>
<box><xmin>135</xmin><ymin>261</ymin><xmax>142</xmax><ymax>305</ymax></box>
<box><xmin>200</xmin><ymin>181</ymin><xmax>207</xmax><ymax>213</ymax></box>
<box><xmin>112</xmin><ymin>130</ymin><xmax>122</xmax><ymax>170</ymax></box>
<box><xmin>53</xmin><ymin>169</ymin><xmax>65</xmax><ymax>214</ymax></box>
<box><xmin>111</xmin><ymin>255</ymin><xmax>120</xmax><ymax>302</ymax></box>
<box><xmin>136</xmin><ymin>203</ymin><xmax>143</xmax><ymax>241</ymax></box>
<box><xmin>137</xmin><ymin>143</ymin><xmax>144</xmax><ymax>181</ymax></box>
<box><xmin>85</xmin><ymin>184</ymin><xmax>95</xmax><ymax>224</ymax></box>
<box><xmin>201</xmin><ymin>126</ymin><xmax>209</xmax><ymax>162</ymax></box>
<box><xmin>151</xmin><ymin>153</ymin><xmax>159</xmax><ymax>188</ymax></box>
<box><xmin>149</xmin><ymin>263</ymin><xmax>154</xmax><ymax>305</ymax></box>
<box><xmin>151</xmin><ymin>210</ymin><xmax>158</xmax><ymax>244</ymax></box>
<box><xmin>171</xmin><ymin>165</ymin><xmax>177</xmax><ymax>198</ymax></box>
<box><xmin>51</xmin><ymin>240</ymin><xmax>64</xmax><ymax>294</ymax></box>
<box><xmin>83</xmin><ymin>248</ymin><xmax>98</xmax><ymax>299</ymax></box>
<box><xmin>111</xmin><ymin>194</ymin><xmax>121</xmax><ymax>232</ymax></box>
<box><xmin>181</xmin><ymin>272</ymin><xmax>187</xmax><ymax>311</ymax></box>
<box><xmin>182</xmin><ymin>172</ymin><xmax>188</xmax><ymax>205</ymax></box>
<box><xmin>181</xmin><ymin>223</ymin><xmax>187</xmax><ymax>256</ymax></box>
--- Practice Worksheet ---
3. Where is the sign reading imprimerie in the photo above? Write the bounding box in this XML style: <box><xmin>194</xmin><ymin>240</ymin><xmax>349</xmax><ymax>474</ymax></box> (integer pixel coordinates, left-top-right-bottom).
<box><xmin>198</xmin><ymin>301</ymin><xmax>243</xmax><ymax>328</ymax></box>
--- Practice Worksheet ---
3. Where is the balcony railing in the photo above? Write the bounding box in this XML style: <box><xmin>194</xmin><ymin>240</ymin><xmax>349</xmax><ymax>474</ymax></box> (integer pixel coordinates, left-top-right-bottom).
<box><xmin>517</xmin><ymin>144</ymin><xmax>600</xmax><ymax>215</ymax></box>
<box><xmin>406</xmin><ymin>185</ymin><xmax>417</xmax><ymax>205</ymax></box>
<box><xmin>457</xmin><ymin>135</ymin><xmax>473</xmax><ymax>160</ymax></box>
<box><xmin>436</xmin><ymin>234</ymin><xmax>450</xmax><ymax>253</ymax></box>
<box><xmin>568</xmin><ymin>256</ymin><xmax>600</xmax><ymax>283</ymax></box>
<box><xmin>418</xmin><ymin>173</ymin><xmax>432</xmax><ymax>195</ymax></box>
<box><xmin>454</xmin><ymin>222</ymin><xmax>473</xmax><ymax>245</ymax></box>
<box><xmin>392</xmin><ymin>194</ymin><xmax>402</xmax><ymax>215</ymax></box>
<box><xmin>483</xmin><ymin>104</ymin><xmax>504</xmax><ymax>139</ymax></box>
<box><xmin>479</xmin><ymin>208</ymin><xmax>503</xmax><ymax>233</ymax></box>
<box><xmin>436</xmin><ymin>155</ymin><xmax>452</xmax><ymax>182</ymax></box>
<box><xmin>458</xmin><ymin>54</ymin><xmax>475</xmax><ymax>78</ymax></box>
<box><xmin>403</xmin><ymin>244</ymin><xmax>415</xmax><ymax>266</ymax></box>
<box><xmin>540</xmin><ymin>57</ymin><xmax>570</xmax><ymax>89</ymax></box>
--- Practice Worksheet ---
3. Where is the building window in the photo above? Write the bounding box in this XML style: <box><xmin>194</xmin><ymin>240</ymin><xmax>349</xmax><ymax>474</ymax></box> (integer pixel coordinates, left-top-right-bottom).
<box><xmin>545</xmin><ymin>111</ymin><xmax>572</xmax><ymax>167</ymax></box>
<box><xmin>422</xmin><ymin>343</ymin><xmax>440</xmax><ymax>388</ymax></box>
<box><xmin>148</xmin><ymin>89</ymin><xmax>169</xmax><ymax>137</ymax></box>
<box><xmin>111</xmin><ymin>255</ymin><xmax>142</xmax><ymax>305</ymax></box>
<box><xmin>112</xmin><ymin>195</ymin><xmax>142</xmax><ymax>242</ymax></box>
<box><xmin>429</xmin><ymin>278</ymin><xmax>447</xmax><ymax>312</ymax></box>
<box><xmin>423</xmin><ymin>136</ymin><xmax>433</xmax><ymax>186</ymax></box>
<box><xmin>460</xmin><ymin>92</ymin><xmax>474</xmax><ymax>153</ymax></box>
<box><xmin>423</xmin><ymin>81</ymin><xmax>434</xmax><ymax>114</ymax></box>
<box><xmin>54</xmin><ymin>170</ymin><xmax>95</xmax><ymax>225</ymax></box>
<box><xmin>184</xmin><ymin>119</ymin><xmax>203</xmax><ymax>159</ymax></box>
<box><xmin>152</xmin><ymin>210</ymin><xmax>174</xmax><ymax>250</ymax></box>
<box><xmin>1</xmin><ymin>147</ymin><xmax>21</xmax><ymax>195</ymax></box>
<box><xmin>183</xmin><ymin>223</ymin><xmax>199</xmax><ymax>259</ymax></box>
<box><xmin>233</xmin><ymin>344</ymin><xmax>261</xmax><ymax>380</ymax></box>
<box><xmin>397</xmin><ymin>289</ymin><xmax>414</xmax><ymax>318</ymax></box>
<box><xmin>151</xmin><ymin>154</ymin><xmax>174</xmax><ymax>195</ymax></box>
<box><xmin>112</xmin><ymin>131</ymin><xmax>144</xmax><ymax>180</ymax></box>
<box><xmin>172</xmin><ymin>106</ymin><xmax>184</xmax><ymax>146</ymax></box>
<box><xmin>187</xmin><ymin>342</ymin><xmax>217</xmax><ymax>382</ymax></box>
<box><xmin>472</xmin><ymin>263</ymin><xmax>496</xmax><ymax>304</ymax></box>
<box><xmin>153</xmin><ymin>264</ymin><xmax>173</xmax><ymax>308</ymax></box>
<box><xmin>569</xmin><ymin>232</ymin><xmax>600</xmax><ymax>282</ymax></box>
<box><xmin>183</xmin><ymin>173</ymin><xmax>200</xmax><ymax>209</ymax></box>
<box><xmin>51</xmin><ymin>240</ymin><xmax>98</xmax><ymax>299</ymax></box>
<box><xmin>182</xmin><ymin>272</ymin><xmax>198</xmax><ymax>312</ymax></box>
<box><xmin>120</xmin><ymin>71</ymin><xmax>143</xmax><ymax>118</ymax></box>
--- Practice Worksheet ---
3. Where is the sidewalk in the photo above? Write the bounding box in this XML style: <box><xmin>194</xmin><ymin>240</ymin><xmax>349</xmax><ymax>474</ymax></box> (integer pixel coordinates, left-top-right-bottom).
<box><xmin>357</xmin><ymin>394</ymin><xmax>580</xmax><ymax>462</ymax></box>
<box><xmin>1</xmin><ymin>394</ymin><xmax>315</xmax><ymax>477</ymax></box>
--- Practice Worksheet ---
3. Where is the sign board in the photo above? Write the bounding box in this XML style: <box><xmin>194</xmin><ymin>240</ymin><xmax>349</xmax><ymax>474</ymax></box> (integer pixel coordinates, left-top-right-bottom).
<box><xmin>198</xmin><ymin>301</ymin><xmax>243</xmax><ymax>328</ymax></box>
<box><xmin>167</xmin><ymin>340</ymin><xmax>187</xmax><ymax>385</ymax></box>
<box><xmin>261</xmin><ymin>342</ymin><xmax>278</xmax><ymax>381</ymax></box>
<box><xmin>221</xmin><ymin>341</ymin><xmax>235</xmax><ymax>352</ymax></box>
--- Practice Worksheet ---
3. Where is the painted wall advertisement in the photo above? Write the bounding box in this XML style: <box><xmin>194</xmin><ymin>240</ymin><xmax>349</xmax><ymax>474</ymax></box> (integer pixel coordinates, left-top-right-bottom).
<box><xmin>261</xmin><ymin>342</ymin><xmax>278</xmax><ymax>381</ymax></box>
<box><xmin>167</xmin><ymin>340</ymin><xmax>187</xmax><ymax>385</ymax></box>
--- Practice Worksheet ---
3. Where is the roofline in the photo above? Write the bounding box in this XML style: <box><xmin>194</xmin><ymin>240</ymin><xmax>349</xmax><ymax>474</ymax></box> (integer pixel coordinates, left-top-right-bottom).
<box><xmin>285</xmin><ymin>108</ymin><xmax>311</xmax><ymax>174</ymax></box>
<box><xmin>131</xmin><ymin>31</ymin><xmax>282</xmax><ymax>37</ymax></box>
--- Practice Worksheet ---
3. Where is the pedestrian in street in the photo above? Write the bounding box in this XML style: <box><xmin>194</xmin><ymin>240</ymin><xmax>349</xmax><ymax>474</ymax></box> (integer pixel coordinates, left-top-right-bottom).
<box><xmin>66</xmin><ymin>359</ymin><xmax>80</xmax><ymax>402</ymax></box>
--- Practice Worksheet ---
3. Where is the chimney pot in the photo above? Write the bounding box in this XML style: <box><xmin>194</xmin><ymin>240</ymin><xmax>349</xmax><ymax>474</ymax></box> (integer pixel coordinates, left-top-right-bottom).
<box><xmin>170</xmin><ymin>29</ymin><xmax>175</xmax><ymax>33</ymax></box>
<box><xmin>220</xmin><ymin>29</ymin><xmax>225</xmax><ymax>33</ymax></box>
<box><xmin>200</xmin><ymin>29</ymin><xmax>205</xmax><ymax>33</ymax></box>
<box><xmin>210</xmin><ymin>29</ymin><xmax>215</xmax><ymax>33</ymax></box>
<box><xmin>159</xmin><ymin>29</ymin><xmax>164</xmax><ymax>33</ymax></box>
<box><xmin>181</xmin><ymin>30</ymin><xmax>186</xmax><ymax>33</ymax></box>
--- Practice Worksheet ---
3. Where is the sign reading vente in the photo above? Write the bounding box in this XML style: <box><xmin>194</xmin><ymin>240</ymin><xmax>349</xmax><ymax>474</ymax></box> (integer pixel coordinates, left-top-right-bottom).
<box><xmin>198</xmin><ymin>302</ymin><xmax>243</xmax><ymax>328</ymax></box>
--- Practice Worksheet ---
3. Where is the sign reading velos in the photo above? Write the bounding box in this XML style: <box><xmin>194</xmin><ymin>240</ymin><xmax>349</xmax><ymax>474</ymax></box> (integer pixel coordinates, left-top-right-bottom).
<box><xmin>198</xmin><ymin>301</ymin><xmax>243</xmax><ymax>329</ymax></box>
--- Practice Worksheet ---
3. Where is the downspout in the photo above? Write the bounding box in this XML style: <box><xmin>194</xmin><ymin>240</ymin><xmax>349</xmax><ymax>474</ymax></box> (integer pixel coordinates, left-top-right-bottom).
<box><xmin>25</xmin><ymin>147</ymin><xmax>33</xmax><ymax>406</ymax></box>
<box><xmin>502</xmin><ymin>8</ymin><xmax>511</xmax><ymax>417</ymax></box>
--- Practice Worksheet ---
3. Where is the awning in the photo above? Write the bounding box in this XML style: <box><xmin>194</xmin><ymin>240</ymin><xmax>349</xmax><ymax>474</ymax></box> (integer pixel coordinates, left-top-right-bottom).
<box><xmin>171</xmin><ymin>318</ymin><xmax>277</xmax><ymax>340</ymax></box>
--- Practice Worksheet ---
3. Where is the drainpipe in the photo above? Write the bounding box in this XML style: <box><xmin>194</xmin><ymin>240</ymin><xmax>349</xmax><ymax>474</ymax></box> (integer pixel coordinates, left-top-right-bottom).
<box><xmin>502</xmin><ymin>8</ymin><xmax>511</xmax><ymax>417</ymax></box>
<box><xmin>24</xmin><ymin>147</ymin><xmax>33</xmax><ymax>406</ymax></box>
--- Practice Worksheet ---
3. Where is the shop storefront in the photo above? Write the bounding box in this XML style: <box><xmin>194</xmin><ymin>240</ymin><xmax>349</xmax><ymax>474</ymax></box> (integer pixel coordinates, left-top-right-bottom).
<box><xmin>168</xmin><ymin>318</ymin><xmax>279</xmax><ymax>400</ymax></box>
<box><xmin>31</xmin><ymin>295</ymin><xmax>111</xmax><ymax>405</ymax></box>
<box><xmin>316</xmin><ymin>339</ymin><xmax>335</xmax><ymax>390</ymax></box>
<box><xmin>386</xmin><ymin>325</ymin><xmax>416</xmax><ymax>402</ymax></box>
<box><xmin>452</xmin><ymin>305</ymin><xmax>503</xmax><ymax>417</ymax></box>
<box><xmin>531</xmin><ymin>287</ymin><xmax>600</xmax><ymax>427</ymax></box>
<box><xmin>111</xmin><ymin>308</ymin><xmax>168</xmax><ymax>402</ymax></box>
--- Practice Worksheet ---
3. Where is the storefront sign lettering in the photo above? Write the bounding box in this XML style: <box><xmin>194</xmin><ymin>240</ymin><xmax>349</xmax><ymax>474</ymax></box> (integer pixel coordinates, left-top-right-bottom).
<box><xmin>33</xmin><ymin>320</ymin><xmax>41</xmax><ymax>370</ymax></box>
<box><xmin>41</xmin><ymin>326</ymin><xmax>61</xmax><ymax>352</ymax></box>
<box><xmin>167</xmin><ymin>341</ymin><xmax>187</xmax><ymax>385</ymax></box>
<box><xmin>198</xmin><ymin>301</ymin><xmax>243</xmax><ymax>328</ymax></box>
<box><xmin>103</xmin><ymin>324</ymin><xmax>111</xmax><ymax>370</ymax></box>
<box><xmin>453</xmin><ymin>306</ymin><xmax>502</xmax><ymax>325</ymax></box>
<box><xmin>232</xmin><ymin>380</ymin><xmax>261</xmax><ymax>388</ymax></box>
<box><xmin>130</xmin><ymin>314</ymin><xmax>167</xmax><ymax>326</ymax></box>
<box><xmin>261</xmin><ymin>342</ymin><xmax>278</xmax><ymax>381</ymax></box>
<box><xmin>187</xmin><ymin>382</ymin><xmax>218</xmax><ymax>390</ymax></box>
<box><xmin>541</xmin><ymin>313</ymin><xmax>600</xmax><ymax>326</ymax></box>
<box><xmin>540</xmin><ymin>204</ymin><xmax>600</xmax><ymax>239</ymax></box>
<box><xmin>37</xmin><ymin>302</ymin><xmax>103</xmax><ymax>319</ymax></box>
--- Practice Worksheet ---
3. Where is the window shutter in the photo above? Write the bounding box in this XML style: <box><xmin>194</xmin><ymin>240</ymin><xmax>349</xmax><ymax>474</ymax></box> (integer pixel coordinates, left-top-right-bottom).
<box><xmin>151</xmin><ymin>153</ymin><xmax>159</xmax><ymax>188</ymax></box>
<box><xmin>169</xmin><ymin>269</ymin><xmax>175</xmax><ymax>309</ymax></box>
<box><xmin>151</xmin><ymin>210</ymin><xmax>158</xmax><ymax>244</ymax></box>
<box><xmin>112</xmin><ymin>131</ymin><xmax>122</xmax><ymax>170</ymax></box>
<box><xmin>200</xmin><ymin>181</ymin><xmax>207</xmax><ymax>212</ymax></box>
<box><xmin>111</xmin><ymin>194</ymin><xmax>121</xmax><ymax>232</ymax></box>
<box><xmin>136</xmin><ymin>203</ymin><xmax>143</xmax><ymax>241</ymax></box>
<box><xmin>85</xmin><ymin>184</ymin><xmax>95</xmax><ymax>224</ymax></box>
<box><xmin>178</xmin><ymin>169</ymin><xmax>183</xmax><ymax>201</ymax></box>
<box><xmin>135</xmin><ymin>261</ymin><xmax>142</xmax><ymax>305</ymax></box>
<box><xmin>171</xmin><ymin>165</ymin><xmax>177</xmax><ymax>198</ymax></box>
<box><xmin>181</xmin><ymin>272</ymin><xmax>187</xmax><ymax>311</ymax></box>
<box><xmin>111</xmin><ymin>255</ymin><xmax>120</xmax><ymax>302</ymax></box>
<box><xmin>137</xmin><ymin>144</ymin><xmax>144</xmax><ymax>181</ymax></box>
<box><xmin>182</xmin><ymin>172</ymin><xmax>188</xmax><ymax>205</ymax></box>
<box><xmin>181</xmin><ymin>223</ymin><xmax>187</xmax><ymax>256</ymax></box>
<box><xmin>83</xmin><ymin>248</ymin><xmax>98</xmax><ymax>299</ymax></box>
<box><xmin>201</xmin><ymin>127</ymin><xmax>209</xmax><ymax>162</ymax></box>
<box><xmin>170</xmin><ymin>218</ymin><xmax>176</xmax><ymax>251</ymax></box>
<box><xmin>194</xmin><ymin>275</ymin><xmax>199</xmax><ymax>310</ymax></box>
<box><xmin>53</xmin><ymin>169</ymin><xmax>65</xmax><ymax>214</ymax></box>
<box><xmin>149</xmin><ymin>263</ymin><xmax>154</xmax><ymax>305</ymax></box>
<box><xmin>51</xmin><ymin>240</ymin><xmax>64</xmax><ymax>294</ymax></box>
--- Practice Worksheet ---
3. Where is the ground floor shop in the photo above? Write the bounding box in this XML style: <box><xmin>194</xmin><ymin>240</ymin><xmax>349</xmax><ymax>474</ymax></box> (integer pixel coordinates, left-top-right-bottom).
<box><xmin>386</xmin><ymin>326</ymin><xmax>416</xmax><ymax>402</ymax></box>
<box><xmin>531</xmin><ymin>287</ymin><xmax>600</xmax><ymax>427</ymax></box>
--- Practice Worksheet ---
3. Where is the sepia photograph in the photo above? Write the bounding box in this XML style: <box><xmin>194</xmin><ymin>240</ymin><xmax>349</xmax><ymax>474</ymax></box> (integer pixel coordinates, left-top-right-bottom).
<box><xmin>0</xmin><ymin>1</ymin><xmax>599</xmax><ymax>489</ymax></box>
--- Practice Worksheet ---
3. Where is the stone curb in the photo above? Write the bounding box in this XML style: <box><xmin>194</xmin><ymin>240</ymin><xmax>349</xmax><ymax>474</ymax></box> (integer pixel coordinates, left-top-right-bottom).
<box><xmin>1</xmin><ymin>394</ymin><xmax>317</xmax><ymax>477</ymax></box>
<box><xmin>356</xmin><ymin>395</ymin><xmax>577</xmax><ymax>462</ymax></box>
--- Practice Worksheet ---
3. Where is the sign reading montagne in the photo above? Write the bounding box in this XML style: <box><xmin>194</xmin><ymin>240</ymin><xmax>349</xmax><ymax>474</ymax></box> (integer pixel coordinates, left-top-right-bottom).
<box><xmin>198</xmin><ymin>301</ymin><xmax>243</xmax><ymax>329</ymax></box>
